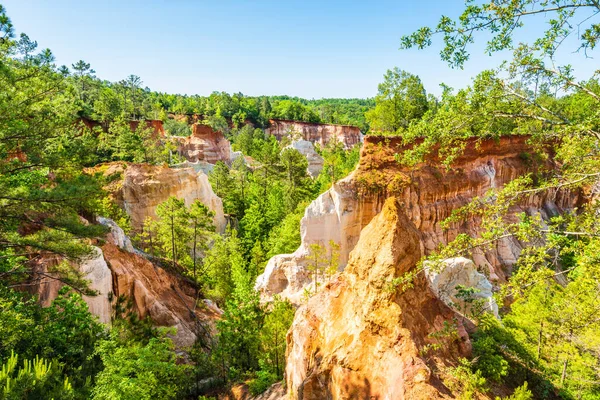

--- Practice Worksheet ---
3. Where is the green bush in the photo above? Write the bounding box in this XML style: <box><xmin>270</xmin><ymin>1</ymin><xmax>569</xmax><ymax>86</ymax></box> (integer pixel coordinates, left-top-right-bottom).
<box><xmin>248</xmin><ymin>369</ymin><xmax>278</xmax><ymax>396</ymax></box>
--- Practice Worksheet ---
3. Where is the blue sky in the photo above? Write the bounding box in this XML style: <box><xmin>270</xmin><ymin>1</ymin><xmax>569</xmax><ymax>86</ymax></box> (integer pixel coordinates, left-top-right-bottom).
<box><xmin>2</xmin><ymin>1</ymin><xmax>597</xmax><ymax>98</ymax></box>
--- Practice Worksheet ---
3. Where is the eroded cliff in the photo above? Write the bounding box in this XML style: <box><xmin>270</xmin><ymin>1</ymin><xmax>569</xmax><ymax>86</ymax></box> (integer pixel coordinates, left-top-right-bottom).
<box><xmin>266</xmin><ymin>119</ymin><xmax>361</xmax><ymax>150</ymax></box>
<box><xmin>257</xmin><ymin>135</ymin><xmax>581</xmax><ymax>303</ymax></box>
<box><xmin>95</xmin><ymin>162</ymin><xmax>226</xmax><ymax>233</ymax></box>
<box><xmin>176</xmin><ymin>123</ymin><xmax>232</xmax><ymax>164</ymax></box>
<box><xmin>30</xmin><ymin>218</ymin><xmax>219</xmax><ymax>348</ymax></box>
<box><xmin>286</xmin><ymin>198</ymin><xmax>470</xmax><ymax>399</ymax></box>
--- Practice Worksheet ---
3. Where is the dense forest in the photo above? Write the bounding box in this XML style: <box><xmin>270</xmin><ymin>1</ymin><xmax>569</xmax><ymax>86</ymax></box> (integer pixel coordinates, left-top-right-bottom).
<box><xmin>67</xmin><ymin>59</ymin><xmax>374</xmax><ymax>132</ymax></box>
<box><xmin>1</xmin><ymin>0</ymin><xmax>600</xmax><ymax>399</ymax></box>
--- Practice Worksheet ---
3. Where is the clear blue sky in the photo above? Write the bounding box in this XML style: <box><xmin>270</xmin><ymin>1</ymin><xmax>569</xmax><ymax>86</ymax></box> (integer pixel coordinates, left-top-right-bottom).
<box><xmin>2</xmin><ymin>1</ymin><xmax>597</xmax><ymax>98</ymax></box>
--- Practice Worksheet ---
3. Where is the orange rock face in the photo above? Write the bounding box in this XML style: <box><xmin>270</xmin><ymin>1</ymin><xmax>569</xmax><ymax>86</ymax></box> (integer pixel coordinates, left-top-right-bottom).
<box><xmin>176</xmin><ymin>124</ymin><xmax>232</xmax><ymax>164</ymax></box>
<box><xmin>286</xmin><ymin>198</ymin><xmax>470</xmax><ymax>399</ymax></box>
<box><xmin>96</xmin><ymin>162</ymin><xmax>226</xmax><ymax>233</ymax></box>
<box><xmin>257</xmin><ymin>135</ymin><xmax>582</xmax><ymax>302</ymax></box>
<box><xmin>129</xmin><ymin>119</ymin><xmax>165</xmax><ymax>137</ymax></box>
<box><xmin>102</xmin><ymin>243</ymin><xmax>218</xmax><ymax>347</ymax></box>
<box><xmin>266</xmin><ymin>119</ymin><xmax>361</xmax><ymax>149</ymax></box>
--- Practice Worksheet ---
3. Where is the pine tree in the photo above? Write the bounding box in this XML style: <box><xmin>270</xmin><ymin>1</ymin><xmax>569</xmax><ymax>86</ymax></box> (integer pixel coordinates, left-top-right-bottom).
<box><xmin>306</xmin><ymin>243</ymin><xmax>327</xmax><ymax>291</ymax></box>
<box><xmin>259</xmin><ymin>297</ymin><xmax>295</xmax><ymax>379</ymax></box>
<box><xmin>153</xmin><ymin>197</ymin><xmax>191</xmax><ymax>269</ymax></box>
<box><xmin>188</xmin><ymin>200</ymin><xmax>215</xmax><ymax>282</ymax></box>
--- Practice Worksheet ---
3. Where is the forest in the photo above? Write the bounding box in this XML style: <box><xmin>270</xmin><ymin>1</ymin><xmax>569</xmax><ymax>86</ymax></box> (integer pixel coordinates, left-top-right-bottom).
<box><xmin>1</xmin><ymin>0</ymin><xmax>600</xmax><ymax>399</ymax></box>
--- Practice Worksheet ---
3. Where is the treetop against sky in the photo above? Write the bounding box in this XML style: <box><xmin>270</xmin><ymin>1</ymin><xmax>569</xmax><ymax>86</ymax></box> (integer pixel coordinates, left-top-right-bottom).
<box><xmin>3</xmin><ymin>0</ymin><xmax>595</xmax><ymax>98</ymax></box>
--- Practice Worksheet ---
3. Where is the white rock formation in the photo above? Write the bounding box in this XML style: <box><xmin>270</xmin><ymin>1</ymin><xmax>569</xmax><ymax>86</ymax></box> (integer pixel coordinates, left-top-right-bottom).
<box><xmin>119</xmin><ymin>164</ymin><xmax>227</xmax><ymax>233</ymax></box>
<box><xmin>425</xmin><ymin>257</ymin><xmax>499</xmax><ymax>318</ymax></box>
<box><xmin>79</xmin><ymin>247</ymin><xmax>113</xmax><ymax>324</ymax></box>
<box><xmin>256</xmin><ymin>176</ymin><xmax>378</xmax><ymax>303</ymax></box>
<box><xmin>97</xmin><ymin>216</ymin><xmax>136</xmax><ymax>253</ymax></box>
<box><xmin>286</xmin><ymin>140</ymin><xmax>324</xmax><ymax>178</ymax></box>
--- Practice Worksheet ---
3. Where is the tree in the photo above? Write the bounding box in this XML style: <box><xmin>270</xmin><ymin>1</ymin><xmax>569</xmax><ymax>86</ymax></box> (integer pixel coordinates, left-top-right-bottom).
<box><xmin>325</xmin><ymin>240</ymin><xmax>340</xmax><ymax>279</ymax></box>
<box><xmin>92</xmin><ymin>333</ymin><xmax>190</xmax><ymax>400</ymax></box>
<box><xmin>209</xmin><ymin>162</ymin><xmax>234</xmax><ymax>209</ymax></box>
<box><xmin>0</xmin><ymin>287</ymin><xmax>105</xmax><ymax>397</ymax></box>
<box><xmin>320</xmin><ymin>138</ymin><xmax>345</xmax><ymax>188</ymax></box>
<box><xmin>153</xmin><ymin>197</ymin><xmax>191</xmax><ymax>269</ymax></box>
<box><xmin>259</xmin><ymin>297</ymin><xmax>295</xmax><ymax>379</ymax></box>
<box><xmin>0</xmin><ymin>6</ymin><xmax>106</xmax><ymax>294</ymax></box>
<box><xmin>306</xmin><ymin>243</ymin><xmax>327</xmax><ymax>291</ymax></box>
<box><xmin>0</xmin><ymin>352</ymin><xmax>75</xmax><ymax>400</ymax></box>
<box><xmin>163</xmin><ymin>118</ymin><xmax>191</xmax><ymax>137</ymax></box>
<box><xmin>365</xmin><ymin>68</ymin><xmax>428</xmax><ymax>134</ymax></box>
<box><xmin>280</xmin><ymin>148</ymin><xmax>311</xmax><ymax>212</ymax></box>
<box><xmin>123</xmin><ymin>74</ymin><xmax>143</xmax><ymax>120</ymax></box>
<box><xmin>71</xmin><ymin>59</ymin><xmax>96</xmax><ymax>107</ymax></box>
<box><xmin>214</xmin><ymin>230</ymin><xmax>264</xmax><ymax>376</ymax></box>
<box><xmin>188</xmin><ymin>200</ymin><xmax>215</xmax><ymax>282</ymax></box>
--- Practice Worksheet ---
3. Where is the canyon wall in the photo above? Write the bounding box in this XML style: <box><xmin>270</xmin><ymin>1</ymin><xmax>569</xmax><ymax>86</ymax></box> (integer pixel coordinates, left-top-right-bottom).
<box><xmin>129</xmin><ymin>119</ymin><xmax>165</xmax><ymax>137</ymax></box>
<box><xmin>102</xmin><ymin>242</ymin><xmax>218</xmax><ymax>347</ymax></box>
<box><xmin>285</xmin><ymin>140</ymin><xmax>324</xmax><ymax>178</ymax></box>
<box><xmin>256</xmin><ymin>135</ymin><xmax>581</xmax><ymax>303</ymax></box>
<box><xmin>266</xmin><ymin>119</ymin><xmax>361</xmax><ymax>150</ymax></box>
<box><xmin>176</xmin><ymin>124</ymin><xmax>232</xmax><ymax>164</ymax></box>
<box><xmin>97</xmin><ymin>162</ymin><xmax>226</xmax><ymax>233</ymax></box>
<box><xmin>30</xmin><ymin>219</ymin><xmax>219</xmax><ymax>348</ymax></box>
<box><xmin>286</xmin><ymin>198</ymin><xmax>471</xmax><ymax>399</ymax></box>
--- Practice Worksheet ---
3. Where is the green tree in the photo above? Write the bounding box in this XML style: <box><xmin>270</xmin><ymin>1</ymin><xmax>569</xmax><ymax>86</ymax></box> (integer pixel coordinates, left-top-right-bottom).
<box><xmin>214</xmin><ymin>231</ymin><xmax>264</xmax><ymax>376</ymax></box>
<box><xmin>259</xmin><ymin>297</ymin><xmax>295</xmax><ymax>379</ymax></box>
<box><xmin>0</xmin><ymin>287</ymin><xmax>105</xmax><ymax>398</ymax></box>
<box><xmin>0</xmin><ymin>352</ymin><xmax>75</xmax><ymax>400</ymax></box>
<box><xmin>280</xmin><ymin>148</ymin><xmax>311</xmax><ymax>212</ymax></box>
<box><xmin>365</xmin><ymin>68</ymin><xmax>428</xmax><ymax>134</ymax></box>
<box><xmin>202</xmin><ymin>235</ymin><xmax>233</xmax><ymax>305</ymax></box>
<box><xmin>163</xmin><ymin>118</ymin><xmax>191</xmax><ymax>137</ymax></box>
<box><xmin>188</xmin><ymin>200</ymin><xmax>215</xmax><ymax>282</ymax></box>
<box><xmin>92</xmin><ymin>333</ymin><xmax>190</xmax><ymax>400</ymax></box>
<box><xmin>0</xmin><ymin>6</ymin><xmax>105</xmax><ymax>293</ymax></box>
<box><xmin>153</xmin><ymin>197</ymin><xmax>191</xmax><ymax>269</ymax></box>
<box><xmin>325</xmin><ymin>240</ymin><xmax>341</xmax><ymax>279</ymax></box>
<box><xmin>306</xmin><ymin>243</ymin><xmax>327</xmax><ymax>291</ymax></box>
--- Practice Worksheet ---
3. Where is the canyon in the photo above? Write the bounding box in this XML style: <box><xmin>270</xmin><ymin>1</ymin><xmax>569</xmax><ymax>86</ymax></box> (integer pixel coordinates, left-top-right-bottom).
<box><xmin>31</xmin><ymin>217</ymin><xmax>219</xmax><ymax>348</ymax></box>
<box><xmin>256</xmin><ymin>135</ymin><xmax>581</xmax><ymax>305</ymax></box>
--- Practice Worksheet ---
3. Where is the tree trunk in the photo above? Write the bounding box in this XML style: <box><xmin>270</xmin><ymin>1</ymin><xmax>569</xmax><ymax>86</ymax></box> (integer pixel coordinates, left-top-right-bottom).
<box><xmin>561</xmin><ymin>358</ymin><xmax>569</xmax><ymax>386</ymax></box>
<box><xmin>274</xmin><ymin>326</ymin><xmax>280</xmax><ymax>378</ymax></box>
<box><xmin>171</xmin><ymin>214</ymin><xmax>176</xmax><ymax>269</ymax></box>
<box><xmin>537</xmin><ymin>321</ymin><xmax>544</xmax><ymax>360</ymax></box>
<box><xmin>193</xmin><ymin>224</ymin><xmax>197</xmax><ymax>281</ymax></box>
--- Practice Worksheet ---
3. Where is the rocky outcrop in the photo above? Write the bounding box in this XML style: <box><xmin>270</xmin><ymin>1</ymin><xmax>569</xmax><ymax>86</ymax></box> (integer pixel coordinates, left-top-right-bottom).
<box><xmin>129</xmin><ymin>119</ymin><xmax>165</xmax><ymax>137</ymax></box>
<box><xmin>221</xmin><ymin>382</ymin><xmax>287</xmax><ymax>400</ymax></box>
<box><xmin>79</xmin><ymin>247</ymin><xmax>113</xmax><ymax>324</ymax></box>
<box><xmin>97</xmin><ymin>162</ymin><xmax>226</xmax><ymax>233</ymax></box>
<box><xmin>257</xmin><ymin>135</ymin><xmax>581</xmax><ymax>303</ymax></box>
<box><xmin>101</xmin><ymin>243</ymin><xmax>218</xmax><ymax>347</ymax></box>
<box><xmin>286</xmin><ymin>140</ymin><xmax>324</xmax><ymax>178</ymax></box>
<box><xmin>176</xmin><ymin>124</ymin><xmax>232</xmax><ymax>164</ymax></box>
<box><xmin>286</xmin><ymin>198</ymin><xmax>470</xmax><ymax>399</ymax></box>
<box><xmin>97</xmin><ymin>216</ymin><xmax>136</xmax><ymax>253</ymax></box>
<box><xmin>425</xmin><ymin>257</ymin><xmax>499</xmax><ymax>318</ymax></box>
<box><xmin>266</xmin><ymin>119</ymin><xmax>361</xmax><ymax>150</ymax></box>
<box><xmin>29</xmin><ymin>232</ymin><xmax>219</xmax><ymax>347</ymax></box>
